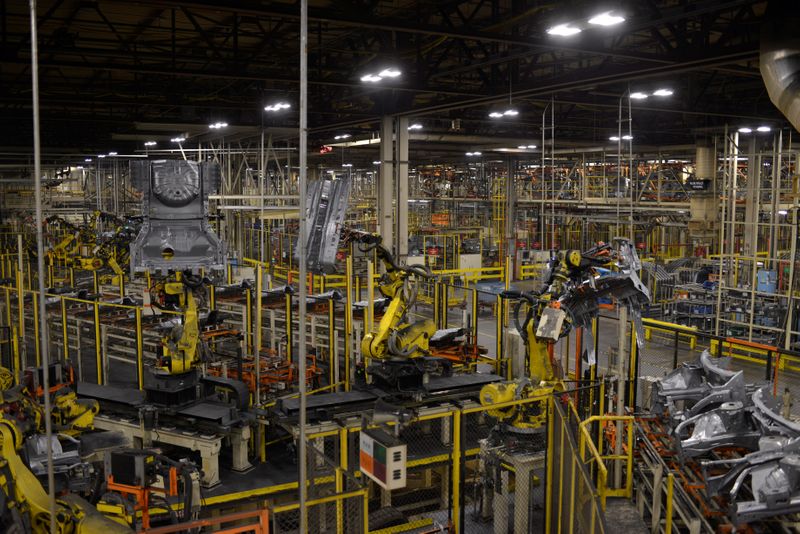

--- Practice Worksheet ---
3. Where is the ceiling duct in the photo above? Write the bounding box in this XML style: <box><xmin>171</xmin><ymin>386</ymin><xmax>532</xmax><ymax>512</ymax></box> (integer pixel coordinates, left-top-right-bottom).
<box><xmin>760</xmin><ymin>0</ymin><xmax>800</xmax><ymax>132</ymax></box>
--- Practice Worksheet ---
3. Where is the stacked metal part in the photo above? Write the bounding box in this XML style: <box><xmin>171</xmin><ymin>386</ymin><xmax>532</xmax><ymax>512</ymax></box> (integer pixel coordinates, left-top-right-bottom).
<box><xmin>129</xmin><ymin>160</ymin><xmax>226</xmax><ymax>275</ymax></box>
<box><xmin>295</xmin><ymin>177</ymin><xmax>351</xmax><ymax>274</ymax></box>
<box><xmin>651</xmin><ymin>352</ymin><xmax>800</xmax><ymax>523</ymax></box>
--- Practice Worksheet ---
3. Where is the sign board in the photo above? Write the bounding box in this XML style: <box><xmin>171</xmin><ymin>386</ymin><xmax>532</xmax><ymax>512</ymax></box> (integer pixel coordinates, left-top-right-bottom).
<box><xmin>359</xmin><ymin>428</ymin><xmax>406</xmax><ymax>490</ymax></box>
<box><xmin>686</xmin><ymin>179</ymin><xmax>710</xmax><ymax>191</ymax></box>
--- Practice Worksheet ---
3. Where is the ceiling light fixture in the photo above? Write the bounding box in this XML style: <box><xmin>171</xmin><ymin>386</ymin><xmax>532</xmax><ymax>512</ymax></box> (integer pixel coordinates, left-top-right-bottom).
<box><xmin>97</xmin><ymin>154</ymin><xmax>106</xmax><ymax>158</ymax></box>
<box><xmin>144</xmin><ymin>141</ymin><xmax>157</xmax><ymax>146</ymax></box>
<box><xmin>334</xmin><ymin>134</ymin><xmax>351</xmax><ymax>140</ymax></box>
<box><xmin>343</xmin><ymin>163</ymin><xmax>353</xmax><ymax>167</ymax></box>
<box><xmin>408</xmin><ymin>123</ymin><xmax>423</xmax><ymax>130</ymax></box>
<box><xmin>588</xmin><ymin>11</ymin><xmax>625</xmax><ymax>26</ymax></box>
<box><xmin>170</xmin><ymin>137</ymin><xmax>186</xmax><ymax>143</ymax></box>
<box><xmin>488</xmin><ymin>112</ymin><xmax>504</xmax><ymax>118</ymax></box>
<box><xmin>527</xmin><ymin>144</ymin><xmax>536</xmax><ymax>149</ymax></box>
<box><xmin>652</xmin><ymin>88</ymin><xmax>674</xmax><ymax>97</ymax></box>
<box><xmin>737</xmin><ymin>127</ymin><xmax>752</xmax><ymax>133</ymax></box>
<box><xmin>360</xmin><ymin>74</ymin><xmax>383</xmax><ymax>82</ymax></box>
<box><xmin>621</xmin><ymin>135</ymin><xmax>633</xmax><ymax>140</ymax></box>
<box><xmin>378</xmin><ymin>68</ymin><xmax>402</xmax><ymax>78</ymax></box>
<box><xmin>547</xmin><ymin>23</ymin><xmax>582</xmax><ymax>36</ymax></box>
<box><xmin>609</xmin><ymin>136</ymin><xmax>621</xmax><ymax>141</ymax></box>
<box><xmin>264</xmin><ymin>102</ymin><xmax>291</xmax><ymax>112</ymax></box>
<box><xmin>517</xmin><ymin>145</ymin><xmax>527</xmax><ymax>149</ymax></box>
<box><xmin>503</xmin><ymin>109</ymin><xmax>519</xmax><ymax>116</ymax></box>
<box><xmin>209</xmin><ymin>122</ymin><xmax>228</xmax><ymax>129</ymax></box>
<box><xmin>84</xmin><ymin>158</ymin><xmax>92</xmax><ymax>162</ymax></box>
<box><xmin>108</xmin><ymin>151</ymin><xmax>117</xmax><ymax>156</ymax></box>
<box><xmin>372</xmin><ymin>161</ymin><xmax>381</xmax><ymax>165</ymax></box>
<box><xmin>778</xmin><ymin>210</ymin><xmax>788</xmax><ymax>215</ymax></box>
<box><xmin>629</xmin><ymin>92</ymin><xmax>648</xmax><ymax>100</ymax></box>
<box><xmin>757</xmin><ymin>125</ymin><xmax>772</xmax><ymax>132</ymax></box>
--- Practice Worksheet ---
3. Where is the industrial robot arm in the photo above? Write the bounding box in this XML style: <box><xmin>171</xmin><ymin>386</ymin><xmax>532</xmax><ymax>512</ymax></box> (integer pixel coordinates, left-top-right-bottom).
<box><xmin>480</xmin><ymin>239</ymin><xmax>650</xmax><ymax>433</ymax></box>
<box><xmin>150</xmin><ymin>272</ymin><xmax>206</xmax><ymax>375</ymax></box>
<box><xmin>341</xmin><ymin>230</ymin><xmax>451</xmax><ymax>389</ymax></box>
<box><xmin>344</xmin><ymin>230</ymin><xmax>435</xmax><ymax>361</ymax></box>
<box><xmin>0</xmin><ymin>418</ymin><xmax>131</xmax><ymax>533</ymax></box>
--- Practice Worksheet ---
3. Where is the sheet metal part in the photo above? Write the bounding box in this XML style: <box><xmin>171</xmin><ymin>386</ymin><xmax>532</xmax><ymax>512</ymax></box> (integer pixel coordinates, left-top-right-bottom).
<box><xmin>651</xmin><ymin>349</ymin><xmax>745</xmax><ymax>423</ymax></box>
<box><xmin>701</xmin><ymin>388</ymin><xmax>800</xmax><ymax>524</ymax></box>
<box><xmin>296</xmin><ymin>177</ymin><xmax>351</xmax><ymax>274</ymax></box>
<box><xmin>129</xmin><ymin>160</ymin><xmax>226</xmax><ymax>275</ymax></box>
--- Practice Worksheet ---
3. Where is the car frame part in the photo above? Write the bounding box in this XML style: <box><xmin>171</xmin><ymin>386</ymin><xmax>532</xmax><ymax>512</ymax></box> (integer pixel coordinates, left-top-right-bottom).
<box><xmin>129</xmin><ymin>160</ymin><xmax>225</xmax><ymax>275</ymax></box>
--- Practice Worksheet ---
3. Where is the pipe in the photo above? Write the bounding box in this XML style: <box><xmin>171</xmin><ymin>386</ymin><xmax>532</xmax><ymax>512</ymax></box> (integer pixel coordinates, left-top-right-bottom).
<box><xmin>297</xmin><ymin>0</ymin><xmax>308</xmax><ymax>531</ymax></box>
<box><xmin>760</xmin><ymin>0</ymin><xmax>800</xmax><ymax>132</ymax></box>
<box><xmin>29</xmin><ymin>1</ymin><xmax>57</xmax><ymax>532</ymax></box>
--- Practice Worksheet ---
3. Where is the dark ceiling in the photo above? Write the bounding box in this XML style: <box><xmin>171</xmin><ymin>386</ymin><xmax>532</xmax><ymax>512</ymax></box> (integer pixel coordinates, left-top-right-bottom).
<box><xmin>0</xmin><ymin>0</ymin><xmax>780</xmax><ymax>164</ymax></box>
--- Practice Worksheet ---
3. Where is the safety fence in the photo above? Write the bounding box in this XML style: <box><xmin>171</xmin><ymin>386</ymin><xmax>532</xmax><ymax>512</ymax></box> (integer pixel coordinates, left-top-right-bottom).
<box><xmin>582</xmin><ymin>310</ymin><xmax>800</xmax><ymax>416</ymax></box>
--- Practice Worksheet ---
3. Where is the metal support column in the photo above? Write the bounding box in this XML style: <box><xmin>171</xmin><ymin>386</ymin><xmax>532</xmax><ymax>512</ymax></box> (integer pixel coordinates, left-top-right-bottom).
<box><xmin>396</xmin><ymin>117</ymin><xmax>409</xmax><ymax>261</ymax></box>
<box><xmin>379</xmin><ymin>117</ymin><xmax>394</xmax><ymax>251</ymax></box>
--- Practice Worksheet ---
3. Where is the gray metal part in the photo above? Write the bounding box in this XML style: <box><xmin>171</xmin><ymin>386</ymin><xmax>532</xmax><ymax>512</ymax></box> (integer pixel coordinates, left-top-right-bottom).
<box><xmin>683</xmin><ymin>371</ymin><xmax>748</xmax><ymax>419</ymax></box>
<box><xmin>752</xmin><ymin>386</ymin><xmax>800</xmax><ymax>437</ymax></box>
<box><xmin>700</xmin><ymin>349</ymin><xmax>738</xmax><ymax>384</ymax></box>
<box><xmin>674</xmin><ymin>402</ymin><xmax>761</xmax><ymax>459</ymax></box>
<box><xmin>651</xmin><ymin>352</ymin><xmax>740</xmax><ymax>419</ymax></box>
<box><xmin>130</xmin><ymin>160</ymin><xmax>226</xmax><ymax>275</ymax></box>
<box><xmin>730</xmin><ymin>458</ymin><xmax>800</xmax><ymax>524</ymax></box>
<box><xmin>296</xmin><ymin>178</ymin><xmax>351</xmax><ymax>274</ymax></box>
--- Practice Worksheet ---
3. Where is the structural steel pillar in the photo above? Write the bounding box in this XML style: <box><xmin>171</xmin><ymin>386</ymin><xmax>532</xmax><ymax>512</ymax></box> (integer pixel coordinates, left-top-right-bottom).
<box><xmin>396</xmin><ymin>117</ymin><xmax>409</xmax><ymax>261</ymax></box>
<box><xmin>379</xmin><ymin>117</ymin><xmax>394</xmax><ymax>251</ymax></box>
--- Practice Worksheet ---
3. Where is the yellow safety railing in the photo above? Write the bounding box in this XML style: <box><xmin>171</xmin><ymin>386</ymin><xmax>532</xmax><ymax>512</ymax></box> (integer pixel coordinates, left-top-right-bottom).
<box><xmin>518</xmin><ymin>262</ymin><xmax>546</xmax><ymax>280</ymax></box>
<box><xmin>577</xmin><ymin>414</ymin><xmax>635</xmax><ymax>508</ymax></box>
<box><xmin>643</xmin><ymin>318</ymin><xmax>698</xmax><ymax>350</ymax></box>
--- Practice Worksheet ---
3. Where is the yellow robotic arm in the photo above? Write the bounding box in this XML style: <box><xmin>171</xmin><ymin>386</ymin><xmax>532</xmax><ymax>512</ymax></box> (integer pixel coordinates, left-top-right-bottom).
<box><xmin>343</xmin><ymin>231</ymin><xmax>446</xmax><ymax>389</ymax></box>
<box><xmin>151</xmin><ymin>274</ymin><xmax>203</xmax><ymax>375</ymax></box>
<box><xmin>360</xmin><ymin>243</ymin><xmax>436</xmax><ymax>361</ymax></box>
<box><xmin>0</xmin><ymin>418</ymin><xmax>131</xmax><ymax>533</ymax></box>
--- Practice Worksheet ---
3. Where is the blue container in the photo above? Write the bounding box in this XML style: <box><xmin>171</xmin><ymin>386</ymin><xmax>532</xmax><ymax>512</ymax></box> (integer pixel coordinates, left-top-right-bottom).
<box><xmin>757</xmin><ymin>270</ymin><xmax>777</xmax><ymax>293</ymax></box>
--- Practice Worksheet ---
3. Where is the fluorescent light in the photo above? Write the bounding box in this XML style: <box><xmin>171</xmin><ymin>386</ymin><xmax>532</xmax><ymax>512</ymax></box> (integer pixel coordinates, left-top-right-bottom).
<box><xmin>757</xmin><ymin>126</ymin><xmax>771</xmax><ymax>132</ymax></box>
<box><xmin>503</xmin><ymin>109</ymin><xmax>519</xmax><ymax>116</ymax></box>
<box><xmin>630</xmin><ymin>92</ymin><xmax>648</xmax><ymax>100</ymax></box>
<box><xmin>527</xmin><ymin>144</ymin><xmax>536</xmax><ymax>149</ymax></box>
<box><xmin>622</xmin><ymin>135</ymin><xmax>633</xmax><ymax>140</ymax></box>
<box><xmin>738</xmin><ymin>127</ymin><xmax>752</xmax><ymax>133</ymax></box>
<box><xmin>264</xmin><ymin>102</ymin><xmax>291</xmax><ymax>112</ymax></box>
<box><xmin>588</xmin><ymin>11</ymin><xmax>625</xmax><ymax>26</ymax></box>
<box><xmin>209</xmin><ymin>122</ymin><xmax>228</xmax><ymax>129</ymax></box>
<box><xmin>98</xmin><ymin>154</ymin><xmax>106</xmax><ymax>158</ymax></box>
<box><xmin>378</xmin><ymin>68</ymin><xmax>401</xmax><ymax>78</ymax></box>
<box><xmin>547</xmin><ymin>23</ymin><xmax>582</xmax><ymax>36</ymax></box>
<box><xmin>609</xmin><ymin>136</ymin><xmax>620</xmax><ymax>141</ymax></box>
<box><xmin>652</xmin><ymin>88</ymin><xmax>673</xmax><ymax>97</ymax></box>
<box><xmin>360</xmin><ymin>74</ymin><xmax>382</xmax><ymax>82</ymax></box>
<box><xmin>408</xmin><ymin>123</ymin><xmax>423</xmax><ymax>130</ymax></box>
<box><xmin>778</xmin><ymin>210</ymin><xmax>788</xmax><ymax>215</ymax></box>
<box><xmin>108</xmin><ymin>151</ymin><xmax>118</xmax><ymax>156</ymax></box>
<box><xmin>76</xmin><ymin>166</ymin><xmax>83</xmax><ymax>170</ymax></box>
<box><xmin>466</xmin><ymin>151</ymin><xmax>482</xmax><ymax>156</ymax></box>
<box><xmin>517</xmin><ymin>145</ymin><xmax>527</xmax><ymax>149</ymax></box>
<box><xmin>144</xmin><ymin>141</ymin><xmax>157</xmax><ymax>146</ymax></box>
<box><xmin>342</xmin><ymin>163</ymin><xmax>353</xmax><ymax>167</ymax></box>
<box><xmin>372</xmin><ymin>161</ymin><xmax>381</xmax><ymax>165</ymax></box>
<box><xmin>334</xmin><ymin>134</ymin><xmax>351</xmax><ymax>140</ymax></box>
<box><xmin>84</xmin><ymin>158</ymin><xmax>92</xmax><ymax>162</ymax></box>
<box><xmin>488</xmin><ymin>112</ymin><xmax>504</xmax><ymax>118</ymax></box>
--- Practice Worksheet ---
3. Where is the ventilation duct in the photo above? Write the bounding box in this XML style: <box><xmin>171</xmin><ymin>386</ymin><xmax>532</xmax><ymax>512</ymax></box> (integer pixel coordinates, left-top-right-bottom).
<box><xmin>760</xmin><ymin>0</ymin><xmax>800</xmax><ymax>132</ymax></box>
